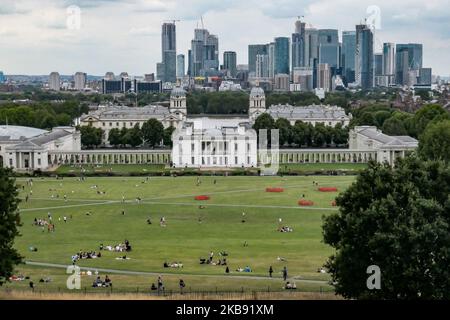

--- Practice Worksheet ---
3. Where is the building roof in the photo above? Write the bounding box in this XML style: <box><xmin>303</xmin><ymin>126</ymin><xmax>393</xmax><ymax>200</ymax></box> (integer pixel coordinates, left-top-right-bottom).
<box><xmin>0</xmin><ymin>125</ymin><xmax>48</xmax><ymax>141</ymax></box>
<box><xmin>28</xmin><ymin>129</ymin><xmax>72</xmax><ymax>146</ymax></box>
<box><xmin>81</xmin><ymin>105</ymin><xmax>170</xmax><ymax>121</ymax></box>
<box><xmin>355</xmin><ymin>126</ymin><xmax>418</xmax><ymax>148</ymax></box>
<box><xmin>171</xmin><ymin>86</ymin><xmax>186</xmax><ymax>98</ymax></box>
<box><xmin>250</xmin><ymin>86</ymin><xmax>265</xmax><ymax>98</ymax></box>
<box><xmin>266</xmin><ymin>104</ymin><xmax>349</xmax><ymax>120</ymax></box>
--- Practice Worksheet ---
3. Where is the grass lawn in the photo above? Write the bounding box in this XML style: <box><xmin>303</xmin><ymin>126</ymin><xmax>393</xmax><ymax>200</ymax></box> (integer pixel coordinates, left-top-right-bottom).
<box><xmin>3</xmin><ymin>175</ymin><xmax>356</xmax><ymax>294</ymax></box>
<box><xmin>54</xmin><ymin>164</ymin><xmax>167</xmax><ymax>174</ymax></box>
<box><xmin>281</xmin><ymin>163</ymin><xmax>367</xmax><ymax>172</ymax></box>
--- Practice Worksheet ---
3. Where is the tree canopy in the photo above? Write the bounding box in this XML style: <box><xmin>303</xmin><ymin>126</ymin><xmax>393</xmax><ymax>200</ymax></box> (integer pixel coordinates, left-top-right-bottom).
<box><xmin>0</xmin><ymin>167</ymin><xmax>22</xmax><ymax>286</ymax></box>
<box><xmin>323</xmin><ymin>157</ymin><xmax>450</xmax><ymax>299</ymax></box>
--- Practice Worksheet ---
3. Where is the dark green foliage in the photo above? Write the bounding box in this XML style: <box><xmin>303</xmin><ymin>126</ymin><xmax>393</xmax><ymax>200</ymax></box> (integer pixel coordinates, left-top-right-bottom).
<box><xmin>323</xmin><ymin>157</ymin><xmax>450</xmax><ymax>299</ymax></box>
<box><xmin>0</xmin><ymin>167</ymin><xmax>22</xmax><ymax>286</ymax></box>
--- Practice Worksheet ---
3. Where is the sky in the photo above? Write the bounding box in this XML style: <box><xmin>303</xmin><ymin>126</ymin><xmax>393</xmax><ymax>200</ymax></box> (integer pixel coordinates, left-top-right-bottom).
<box><xmin>0</xmin><ymin>0</ymin><xmax>449</xmax><ymax>76</ymax></box>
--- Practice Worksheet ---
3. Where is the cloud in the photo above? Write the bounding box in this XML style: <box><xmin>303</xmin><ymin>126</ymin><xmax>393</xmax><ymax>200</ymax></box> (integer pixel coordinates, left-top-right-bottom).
<box><xmin>0</xmin><ymin>0</ymin><xmax>449</xmax><ymax>76</ymax></box>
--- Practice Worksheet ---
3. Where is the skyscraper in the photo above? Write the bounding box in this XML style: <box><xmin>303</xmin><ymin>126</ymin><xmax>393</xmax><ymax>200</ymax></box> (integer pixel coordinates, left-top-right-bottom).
<box><xmin>274</xmin><ymin>37</ymin><xmax>290</xmax><ymax>75</ymax></box>
<box><xmin>158</xmin><ymin>22</ymin><xmax>177</xmax><ymax>83</ymax></box>
<box><xmin>177</xmin><ymin>54</ymin><xmax>185</xmax><ymax>78</ymax></box>
<box><xmin>317</xmin><ymin>63</ymin><xmax>331</xmax><ymax>92</ymax></box>
<box><xmin>255</xmin><ymin>54</ymin><xmax>270</xmax><ymax>78</ymax></box>
<box><xmin>342</xmin><ymin>31</ymin><xmax>356</xmax><ymax>84</ymax></box>
<box><xmin>374</xmin><ymin>53</ymin><xmax>383</xmax><ymax>76</ymax></box>
<box><xmin>355</xmin><ymin>24</ymin><xmax>374</xmax><ymax>89</ymax></box>
<box><xmin>190</xmin><ymin>28</ymin><xmax>219</xmax><ymax>77</ymax></box>
<box><xmin>382</xmin><ymin>43</ymin><xmax>395</xmax><ymax>85</ymax></box>
<box><xmin>49</xmin><ymin>72</ymin><xmax>60</xmax><ymax>91</ymax></box>
<box><xmin>223</xmin><ymin>51</ymin><xmax>237</xmax><ymax>77</ymax></box>
<box><xmin>304</xmin><ymin>28</ymin><xmax>319</xmax><ymax>68</ymax></box>
<box><xmin>292</xmin><ymin>19</ymin><xmax>306</xmax><ymax>69</ymax></box>
<box><xmin>267</xmin><ymin>42</ymin><xmax>275</xmax><ymax>78</ymax></box>
<box><xmin>0</xmin><ymin>71</ymin><xmax>6</xmax><ymax>83</ymax></box>
<box><xmin>395</xmin><ymin>43</ymin><xmax>423</xmax><ymax>85</ymax></box>
<box><xmin>318</xmin><ymin>29</ymin><xmax>340</xmax><ymax>71</ymax></box>
<box><xmin>74</xmin><ymin>72</ymin><xmax>87</xmax><ymax>91</ymax></box>
<box><xmin>248</xmin><ymin>44</ymin><xmax>268</xmax><ymax>76</ymax></box>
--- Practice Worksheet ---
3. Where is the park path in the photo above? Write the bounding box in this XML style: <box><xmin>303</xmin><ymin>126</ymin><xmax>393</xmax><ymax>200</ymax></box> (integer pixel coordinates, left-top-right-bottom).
<box><xmin>25</xmin><ymin>261</ymin><xmax>329</xmax><ymax>285</ymax></box>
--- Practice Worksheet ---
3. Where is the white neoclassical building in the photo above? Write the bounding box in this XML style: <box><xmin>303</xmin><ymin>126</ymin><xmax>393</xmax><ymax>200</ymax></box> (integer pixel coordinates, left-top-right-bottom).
<box><xmin>248</xmin><ymin>86</ymin><xmax>352</xmax><ymax>127</ymax></box>
<box><xmin>349</xmin><ymin>126</ymin><xmax>418</xmax><ymax>164</ymax></box>
<box><xmin>0</xmin><ymin>126</ymin><xmax>81</xmax><ymax>171</ymax></box>
<box><xmin>79</xmin><ymin>87</ymin><xmax>187</xmax><ymax>145</ymax></box>
<box><xmin>171</xmin><ymin>116</ymin><xmax>257</xmax><ymax>168</ymax></box>
<box><xmin>0</xmin><ymin>87</ymin><xmax>419</xmax><ymax>171</ymax></box>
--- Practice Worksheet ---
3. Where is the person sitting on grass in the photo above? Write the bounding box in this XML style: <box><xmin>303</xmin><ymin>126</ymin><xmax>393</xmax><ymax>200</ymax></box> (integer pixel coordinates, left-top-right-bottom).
<box><xmin>104</xmin><ymin>275</ymin><xmax>112</xmax><ymax>287</ymax></box>
<box><xmin>284</xmin><ymin>282</ymin><xmax>297</xmax><ymax>290</ymax></box>
<box><xmin>244</xmin><ymin>266</ymin><xmax>252</xmax><ymax>272</ymax></box>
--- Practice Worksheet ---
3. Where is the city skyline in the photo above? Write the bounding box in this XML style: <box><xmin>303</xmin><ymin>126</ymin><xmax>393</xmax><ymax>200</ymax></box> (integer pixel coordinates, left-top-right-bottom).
<box><xmin>0</xmin><ymin>0</ymin><xmax>449</xmax><ymax>76</ymax></box>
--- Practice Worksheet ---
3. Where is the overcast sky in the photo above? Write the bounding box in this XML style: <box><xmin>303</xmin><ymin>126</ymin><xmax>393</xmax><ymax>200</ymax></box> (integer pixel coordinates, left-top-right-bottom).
<box><xmin>0</xmin><ymin>0</ymin><xmax>449</xmax><ymax>76</ymax></box>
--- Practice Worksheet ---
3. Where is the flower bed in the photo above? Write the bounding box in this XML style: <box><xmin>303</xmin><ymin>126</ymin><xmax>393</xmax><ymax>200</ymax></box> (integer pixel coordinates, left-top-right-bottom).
<box><xmin>318</xmin><ymin>187</ymin><xmax>338</xmax><ymax>192</ymax></box>
<box><xmin>298</xmin><ymin>199</ymin><xmax>314</xmax><ymax>206</ymax></box>
<box><xmin>265</xmin><ymin>187</ymin><xmax>284</xmax><ymax>193</ymax></box>
<box><xmin>194</xmin><ymin>195</ymin><xmax>210</xmax><ymax>201</ymax></box>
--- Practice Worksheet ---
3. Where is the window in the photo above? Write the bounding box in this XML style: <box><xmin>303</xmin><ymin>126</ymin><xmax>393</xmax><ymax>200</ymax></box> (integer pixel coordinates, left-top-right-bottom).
<box><xmin>247</xmin><ymin>156</ymin><xmax>250</xmax><ymax>164</ymax></box>
<box><xmin>38</xmin><ymin>159</ymin><xmax>41</xmax><ymax>165</ymax></box>
<box><xmin>9</xmin><ymin>159</ymin><xmax>13</xmax><ymax>166</ymax></box>
<box><xmin>109</xmin><ymin>123</ymin><xmax>112</xmax><ymax>127</ymax></box>
<box><xmin>234</xmin><ymin>143</ymin><xmax>238</xmax><ymax>152</ymax></box>
<box><xmin>102</xmin><ymin>122</ymin><xmax>105</xmax><ymax>127</ymax></box>
<box><xmin>191</xmin><ymin>143</ymin><xmax>195</xmax><ymax>152</ymax></box>
<box><xmin>235</xmin><ymin>156</ymin><xmax>238</xmax><ymax>165</ymax></box>
<box><xmin>247</xmin><ymin>143</ymin><xmax>250</xmax><ymax>152</ymax></box>
<box><xmin>116</xmin><ymin>122</ymin><xmax>119</xmax><ymax>127</ymax></box>
<box><xmin>130</xmin><ymin>122</ymin><xmax>133</xmax><ymax>127</ymax></box>
<box><xmin>191</xmin><ymin>157</ymin><xmax>195</xmax><ymax>165</ymax></box>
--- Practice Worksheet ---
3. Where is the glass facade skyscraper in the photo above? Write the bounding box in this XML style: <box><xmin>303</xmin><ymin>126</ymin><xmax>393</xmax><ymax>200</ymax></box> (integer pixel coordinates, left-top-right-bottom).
<box><xmin>355</xmin><ymin>24</ymin><xmax>374</xmax><ymax>89</ymax></box>
<box><xmin>292</xmin><ymin>19</ymin><xmax>306</xmax><ymax>69</ymax></box>
<box><xmin>342</xmin><ymin>31</ymin><xmax>356</xmax><ymax>83</ymax></box>
<box><xmin>395</xmin><ymin>43</ymin><xmax>423</xmax><ymax>85</ymax></box>
<box><xmin>274</xmin><ymin>37</ymin><xmax>290</xmax><ymax>75</ymax></box>
<box><xmin>158</xmin><ymin>22</ymin><xmax>177</xmax><ymax>83</ymax></box>
<box><xmin>318</xmin><ymin>29</ymin><xmax>339</xmax><ymax>70</ymax></box>
<box><xmin>223</xmin><ymin>51</ymin><xmax>237</xmax><ymax>77</ymax></box>
<box><xmin>248</xmin><ymin>44</ymin><xmax>268</xmax><ymax>75</ymax></box>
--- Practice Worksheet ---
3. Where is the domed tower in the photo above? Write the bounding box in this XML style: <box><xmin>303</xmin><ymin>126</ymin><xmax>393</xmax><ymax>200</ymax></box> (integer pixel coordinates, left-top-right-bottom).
<box><xmin>170</xmin><ymin>87</ymin><xmax>187</xmax><ymax>121</ymax></box>
<box><xmin>249</xmin><ymin>86</ymin><xmax>266</xmax><ymax>121</ymax></box>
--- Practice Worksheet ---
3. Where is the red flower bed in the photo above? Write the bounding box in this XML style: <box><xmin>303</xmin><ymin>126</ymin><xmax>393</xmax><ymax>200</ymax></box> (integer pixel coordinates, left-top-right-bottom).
<box><xmin>318</xmin><ymin>187</ymin><xmax>338</xmax><ymax>192</ymax></box>
<box><xmin>194</xmin><ymin>195</ymin><xmax>210</xmax><ymax>201</ymax></box>
<box><xmin>298</xmin><ymin>199</ymin><xmax>314</xmax><ymax>206</ymax></box>
<box><xmin>331</xmin><ymin>200</ymin><xmax>337</xmax><ymax>206</ymax></box>
<box><xmin>266</xmin><ymin>187</ymin><xmax>284</xmax><ymax>193</ymax></box>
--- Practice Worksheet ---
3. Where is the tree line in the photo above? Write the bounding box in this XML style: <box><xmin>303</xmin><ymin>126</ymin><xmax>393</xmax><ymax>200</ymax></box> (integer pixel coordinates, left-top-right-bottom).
<box><xmin>78</xmin><ymin>119</ymin><xmax>175</xmax><ymax>149</ymax></box>
<box><xmin>253</xmin><ymin>113</ymin><xmax>349</xmax><ymax>148</ymax></box>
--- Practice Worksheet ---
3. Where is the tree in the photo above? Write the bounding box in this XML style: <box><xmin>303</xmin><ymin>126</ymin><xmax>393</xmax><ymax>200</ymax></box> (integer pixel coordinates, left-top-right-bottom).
<box><xmin>332</xmin><ymin>123</ymin><xmax>349</xmax><ymax>146</ymax></box>
<box><xmin>0</xmin><ymin>167</ymin><xmax>22</xmax><ymax>286</ymax></box>
<box><xmin>253</xmin><ymin>113</ymin><xmax>275</xmax><ymax>146</ymax></box>
<box><xmin>323</xmin><ymin>158</ymin><xmax>450</xmax><ymax>299</ymax></box>
<box><xmin>412</xmin><ymin>104</ymin><xmax>449</xmax><ymax>136</ymax></box>
<box><xmin>142</xmin><ymin>119</ymin><xmax>164</xmax><ymax>147</ymax></box>
<box><xmin>125</xmin><ymin>124</ymin><xmax>143</xmax><ymax>148</ymax></box>
<box><xmin>79</xmin><ymin>126</ymin><xmax>103</xmax><ymax>148</ymax></box>
<box><xmin>163</xmin><ymin>126</ymin><xmax>176</xmax><ymax>147</ymax></box>
<box><xmin>108</xmin><ymin>128</ymin><xmax>122</xmax><ymax>148</ymax></box>
<box><xmin>419</xmin><ymin>120</ymin><xmax>450</xmax><ymax>163</ymax></box>
<box><xmin>275</xmin><ymin>118</ymin><xmax>292</xmax><ymax>146</ymax></box>
<box><xmin>381</xmin><ymin>117</ymin><xmax>408</xmax><ymax>135</ymax></box>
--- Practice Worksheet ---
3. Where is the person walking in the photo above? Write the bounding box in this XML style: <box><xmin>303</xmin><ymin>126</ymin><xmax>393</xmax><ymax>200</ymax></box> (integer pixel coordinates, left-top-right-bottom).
<box><xmin>179</xmin><ymin>279</ymin><xmax>186</xmax><ymax>294</ymax></box>
<box><xmin>269</xmin><ymin>266</ymin><xmax>273</xmax><ymax>278</ymax></box>
<box><xmin>283</xmin><ymin>266</ymin><xmax>288</xmax><ymax>281</ymax></box>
